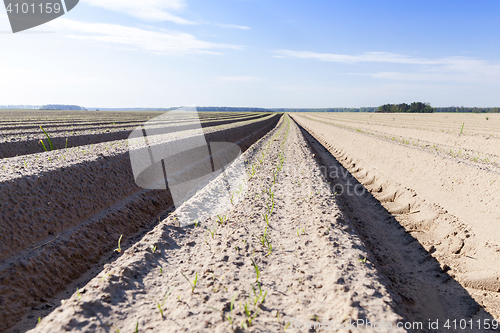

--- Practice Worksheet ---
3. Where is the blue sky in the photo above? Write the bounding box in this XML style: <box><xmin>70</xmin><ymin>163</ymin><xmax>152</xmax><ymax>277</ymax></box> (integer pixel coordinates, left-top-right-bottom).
<box><xmin>1</xmin><ymin>0</ymin><xmax>500</xmax><ymax>108</ymax></box>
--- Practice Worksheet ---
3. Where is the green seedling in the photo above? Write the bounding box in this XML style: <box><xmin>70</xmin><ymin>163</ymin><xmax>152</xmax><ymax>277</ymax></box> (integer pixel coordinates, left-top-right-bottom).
<box><xmin>226</xmin><ymin>294</ymin><xmax>237</xmax><ymax>324</ymax></box>
<box><xmin>39</xmin><ymin>126</ymin><xmax>54</xmax><ymax>151</ymax></box>
<box><xmin>180</xmin><ymin>271</ymin><xmax>198</xmax><ymax>293</ymax></box>
<box><xmin>217</xmin><ymin>214</ymin><xmax>227</xmax><ymax>225</ymax></box>
<box><xmin>251</xmin><ymin>282</ymin><xmax>268</xmax><ymax>306</ymax></box>
<box><xmin>460</xmin><ymin>122</ymin><xmax>465</xmax><ymax>134</ymax></box>
<box><xmin>151</xmin><ymin>287</ymin><xmax>173</xmax><ymax>318</ymax></box>
<box><xmin>65</xmin><ymin>138</ymin><xmax>68</xmax><ymax>149</ymax></box>
<box><xmin>263</xmin><ymin>213</ymin><xmax>270</xmax><ymax>226</ymax></box>
<box><xmin>38</xmin><ymin>317</ymin><xmax>41</xmax><ymax>325</ymax></box>
<box><xmin>194</xmin><ymin>218</ymin><xmax>199</xmax><ymax>227</ymax></box>
<box><xmin>208</xmin><ymin>226</ymin><xmax>216</xmax><ymax>239</ymax></box>
<box><xmin>135</xmin><ymin>321</ymin><xmax>139</xmax><ymax>333</ymax></box>
<box><xmin>242</xmin><ymin>302</ymin><xmax>259</xmax><ymax>328</ymax></box>
<box><xmin>251</xmin><ymin>259</ymin><xmax>261</xmax><ymax>281</ymax></box>
<box><xmin>76</xmin><ymin>287</ymin><xmax>82</xmax><ymax>300</ymax></box>
<box><xmin>358</xmin><ymin>257</ymin><xmax>367</xmax><ymax>264</ymax></box>
<box><xmin>114</xmin><ymin>235</ymin><xmax>123</xmax><ymax>254</ymax></box>
<box><xmin>100</xmin><ymin>273</ymin><xmax>112</xmax><ymax>281</ymax></box>
<box><xmin>150</xmin><ymin>245</ymin><xmax>157</xmax><ymax>253</ymax></box>
<box><xmin>160</xmin><ymin>267</ymin><xmax>163</xmax><ymax>274</ymax></box>
<box><xmin>265</xmin><ymin>237</ymin><xmax>273</xmax><ymax>255</ymax></box>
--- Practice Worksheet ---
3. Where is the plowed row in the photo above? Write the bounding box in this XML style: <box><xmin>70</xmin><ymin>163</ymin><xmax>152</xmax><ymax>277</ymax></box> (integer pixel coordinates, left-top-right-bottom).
<box><xmin>0</xmin><ymin>111</ymin><xmax>279</xmax><ymax>332</ymax></box>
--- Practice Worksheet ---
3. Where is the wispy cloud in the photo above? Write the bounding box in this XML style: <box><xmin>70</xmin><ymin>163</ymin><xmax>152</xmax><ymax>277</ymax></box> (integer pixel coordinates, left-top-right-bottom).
<box><xmin>218</xmin><ymin>76</ymin><xmax>261</xmax><ymax>82</ymax></box>
<box><xmin>275</xmin><ymin>50</ymin><xmax>500</xmax><ymax>82</ymax></box>
<box><xmin>48</xmin><ymin>19</ymin><xmax>244</xmax><ymax>55</ymax></box>
<box><xmin>215</xmin><ymin>23</ymin><xmax>250</xmax><ymax>30</ymax></box>
<box><xmin>81</xmin><ymin>0</ymin><xmax>194</xmax><ymax>24</ymax></box>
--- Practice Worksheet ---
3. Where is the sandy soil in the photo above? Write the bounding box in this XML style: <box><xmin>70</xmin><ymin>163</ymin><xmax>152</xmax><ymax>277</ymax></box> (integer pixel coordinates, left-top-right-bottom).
<box><xmin>6</xmin><ymin>111</ymin><xmax>500</xmax><ymax>333</ymax></box>
<box><xmin>292</xmin><ymin>113</ymin><xmax>500</xmax><ymax>327</ymax></box>
<box><xmin>1</xmin><ymin>113</ymin><xmax>280</xmax><ymax>332</ymax></box>
<box><xmin>306</xmin><ymin>113</ymin><xmax>500</xmax><ymax>170</ymax></box>
<box><xmin>28</xmin><ymin>116</ymin><xmax>407</xmax><ymax>333</ymax></box>
<box><xmin>0</xmin><ymin>111</ymin><xmax>267</xmax><ymax>159</ymax></box>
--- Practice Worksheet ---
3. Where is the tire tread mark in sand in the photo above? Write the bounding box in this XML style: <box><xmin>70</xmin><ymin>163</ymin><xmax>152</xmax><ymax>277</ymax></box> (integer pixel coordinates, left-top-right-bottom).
<box><xmin>291</xmin><ymin>115</ymin><xmax>497</xmax><ymax>333</ymax></box>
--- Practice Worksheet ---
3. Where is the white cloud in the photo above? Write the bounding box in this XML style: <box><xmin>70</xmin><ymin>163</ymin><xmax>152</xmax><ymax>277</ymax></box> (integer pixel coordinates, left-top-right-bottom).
<box><xmin>273</xmin><ymin>50</ymin><xmax>439</xmax><ymax>65</ymax></box>
<box><xmin>275</xmin><ymin>50</ymin><xmax>500</xmax><ymax>82</ymax></box>
<box><xmin>218</xmin><ymin>76</ymin><xmax>261</xmax><ymax>82</ymax></box>
<box><xmin>81</xmin><ymin>0</ymin><xmax>194</xmax><ymax>24</ymax></box>
<box><xmin>48</xmin><ymin>19</ymin><xmax>244</xmax><ymax>55</ymax></box>
<box><xmin>215</xmin><ymin>23</ymin><xmax>250</xmax><ymax>30</ymax></box>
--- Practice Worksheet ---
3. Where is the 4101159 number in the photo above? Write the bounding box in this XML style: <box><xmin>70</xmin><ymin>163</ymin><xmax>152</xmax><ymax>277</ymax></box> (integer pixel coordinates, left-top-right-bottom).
<box><xmin>5</xmin><ymin>2</ymin><xmax>62</xmax><ymax>14</ymax></box>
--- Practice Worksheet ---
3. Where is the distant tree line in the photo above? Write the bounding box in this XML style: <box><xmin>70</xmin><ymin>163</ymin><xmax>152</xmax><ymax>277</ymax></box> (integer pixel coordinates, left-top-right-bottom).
<box><xmin>434</xmin><ymin>106</ymin><xmax>500</xmax><ymax>113</ymax></box>
<box><xmin>40</xmin><ymin>104</ymin><xmax>87</xmax><ymax>110</ymax></box>
<box><xmin>377</xmin><ymin>102</ymin><xmax>434</xmax><ymax>113</ymax></box>
<box><xmin>271</xmin><ymin>107</ymin><xmax>377</xmax><ymax>113</ymax></box>
<box><xmin>197</xmin><ymin>107</ymin><xmax>270</xmax><ymax>112</ymax></box>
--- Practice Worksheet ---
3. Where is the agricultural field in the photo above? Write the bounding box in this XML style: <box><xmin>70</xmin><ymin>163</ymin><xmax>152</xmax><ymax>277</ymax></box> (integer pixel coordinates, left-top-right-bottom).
<box><xmin>2</xmin><ymin>111</ymin><xmax>500</xmax><ymax>332</ymax></box>
<box><xmin>0</xmin><ymin>110</ymin><xmax>280</xmax><ymax>332</ymax></box>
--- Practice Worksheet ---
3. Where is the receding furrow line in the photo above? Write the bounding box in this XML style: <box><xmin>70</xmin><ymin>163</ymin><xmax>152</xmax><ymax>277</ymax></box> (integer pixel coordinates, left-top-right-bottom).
<box><xmin>0</xmin><ymin>113</ymin><xmax>270</xmax><ymax>159</ymax></box>
<box><xmin>301</xmin><ymin>114</ymin><xmax>500</xmax><ymax>171</ymax></box>
<box><xmin>291</xmin><ymin>114</ymin><xmax>497</xmax><ymax>332</ymax></box>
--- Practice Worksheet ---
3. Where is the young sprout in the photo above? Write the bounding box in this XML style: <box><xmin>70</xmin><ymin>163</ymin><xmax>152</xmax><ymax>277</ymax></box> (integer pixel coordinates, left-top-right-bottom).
<box><xmin>208</xmin><ymin>226</ymin><xmax>216</xmax><ymax>239</ymax></box>
<box><xmin>194</xmin><ymin>218</ymin><xmax>199</xmax><ymax>227</ymax></box>
<box><xmin>150</xmin><ymin>245</ymin><xmax>157</xmax><ymax>253</ymax></box>
<box><xmin>263</xmin><ymin>213</ymin><xmax>270</xmax><ymax>226</ymax></box>
<box><xmin>242</xmin><ymin>302</ymin><xmax>259</xmax><ymax>328</ymax></box>
<box><xmin>217</xmin><ymin>215</ymin><xmax>227</xmax><ymax>225</ymax></box>
<box><xmin>39</xmin><ymin>126</ymin><xmax>54</xmax><ymax>151</ymax></box>
<box><xmin>358</xmin><ymin>257</ymin><xmax>367</xmax><ymax>264</ymax></box>
<box><xmin>251</xmin><ymin>259</ymin><xmax>261</xmax><ymax>281</ymax></box>
<box><xmin>226</xmin><ymin>294</ymin><xmax>237</xmax><ymax>324</ymax></box>
<box><xmin>114</xmin><ymin>235</ymin><xmax>123</xmax><ymax>254</ymax></box>
<box><xmin>76</xmin><ymin>287</ymin><xmax>82</xmax><ymax>300</ymax></box>
<box><xmin>251</xmin><ymin>282</ymin><xmax>268</xmax><ymax>306</ymax></box>
<box><xmin>180</xmin><ymin>271</ymin><xmax>198</xmax><ymax>293</ymax></box>
<box><xmin>151</xmin><ymin>287</ymin><xmax>173</xmax><ymax>318</ymax></box>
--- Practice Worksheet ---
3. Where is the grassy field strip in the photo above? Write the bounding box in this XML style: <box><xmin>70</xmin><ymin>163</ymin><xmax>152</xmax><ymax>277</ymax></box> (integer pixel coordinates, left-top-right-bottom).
<box><xmin>292</xmin><ymin>114</ymin><xmax>500</xmax><ymax>323</ymax></box>
<box><xmin>302</xmin><ymin>114</ymin><xmax>500</xmax><ymax>171</ymax></box>
<box><xmin>313</xmin><ymin>112</ymin><xmax>500</xmax><ymax>137</ymax></box>
<box><xmin>0</xmin><ymin>114</ymin><xmax>281</xmax><ymax>331</ymax></box>
<box><xmin>30</xmin><ymin>114</ymin><xmax>406</xmax><ymax>332</ymax></box>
